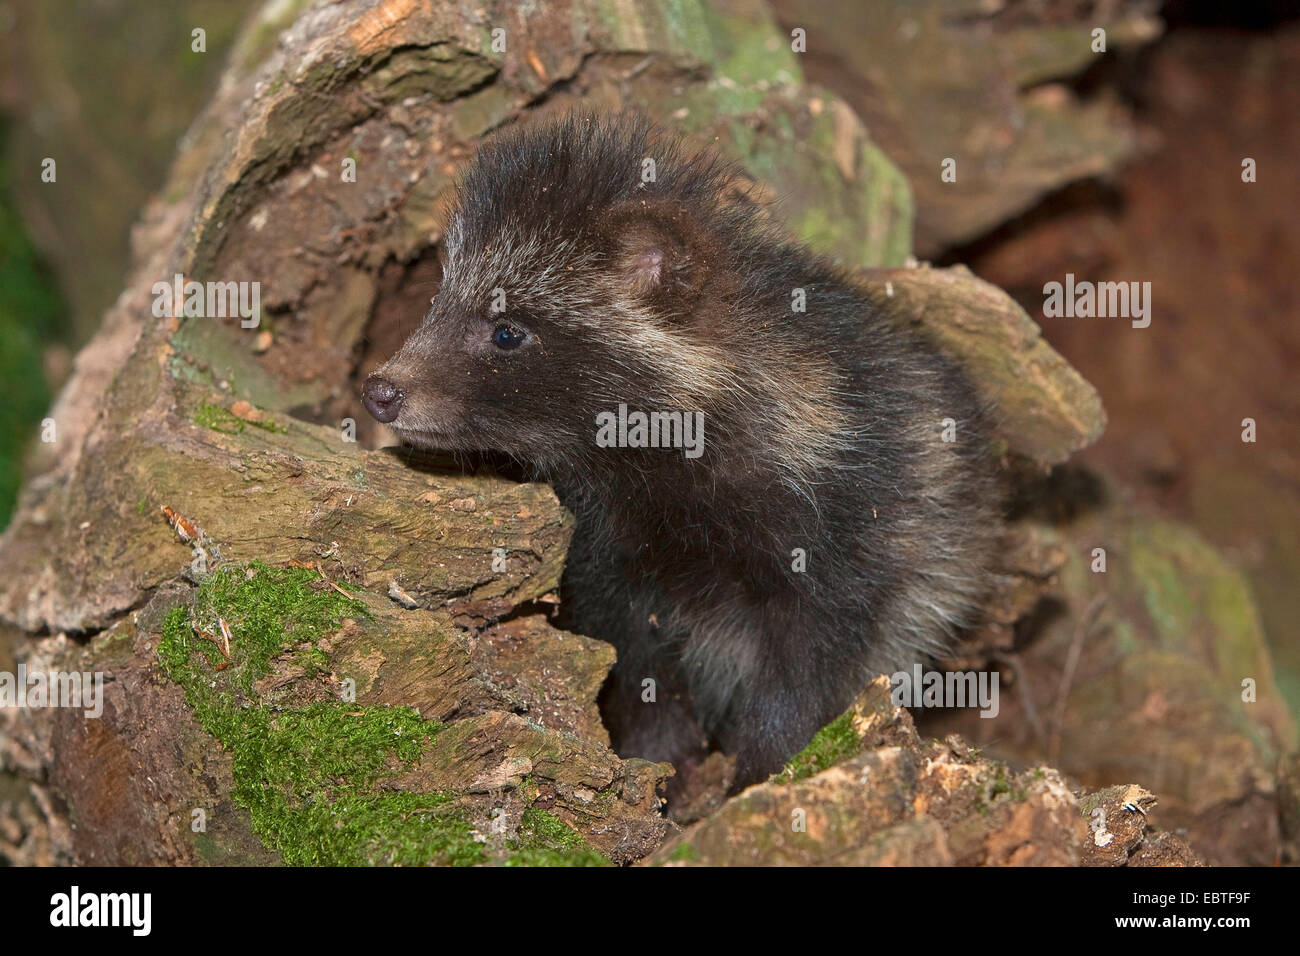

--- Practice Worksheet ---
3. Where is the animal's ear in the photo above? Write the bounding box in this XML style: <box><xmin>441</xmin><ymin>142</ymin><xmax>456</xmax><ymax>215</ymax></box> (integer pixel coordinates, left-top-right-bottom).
<box><xmin>609</xmin><ymin>203</ymin><xmax>705</xmax><ymax>304</ymax></box>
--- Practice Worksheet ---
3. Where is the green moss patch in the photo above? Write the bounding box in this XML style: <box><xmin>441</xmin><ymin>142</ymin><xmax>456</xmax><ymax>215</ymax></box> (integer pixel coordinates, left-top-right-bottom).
<box><xmin>157</xmin><ymin>563</ymin><xmax>476</xmax><ymax>865</ymax></box>
<box><xmin>772</xmin><ymin>711</ymin><xmax>862</xmax><ymax>784</ymax></box>
<box><xmin>193</xmin><ymin>400</ymin><xmax>288</xmax><ymax>436</ymax></box>
<box><xmin>157</xmin><ymin>562</ymin><xmax>606</xmax><ymax>866</ymax></box>
<box><xmin>505</xmin><ymin>809</ymin><xmax>609</xmax><ymax>867</ymax></box>
<box><xmin>666</xmin><ymin>841</ymin><xmax>699</xmax><ymax>863</ymax></box>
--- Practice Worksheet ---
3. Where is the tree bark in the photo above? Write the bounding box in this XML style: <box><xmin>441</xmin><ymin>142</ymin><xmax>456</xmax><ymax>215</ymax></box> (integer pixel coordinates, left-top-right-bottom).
<box><xmin>5</xmin><ymin>0</ymin><xmax>1266</xmax><ymax>868</ymax></box>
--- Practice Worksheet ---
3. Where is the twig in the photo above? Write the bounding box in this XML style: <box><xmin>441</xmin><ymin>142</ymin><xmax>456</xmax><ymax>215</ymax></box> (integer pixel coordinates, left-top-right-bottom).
<box><xmin>1049</xmin><ymin>593</ymin><xmax>1106</xmax><ymax>765</ymax></box>
<box><xmin>993</xmin><ymin>649</ymin><xmax>1048</xmax><ymax>749</ymax></box>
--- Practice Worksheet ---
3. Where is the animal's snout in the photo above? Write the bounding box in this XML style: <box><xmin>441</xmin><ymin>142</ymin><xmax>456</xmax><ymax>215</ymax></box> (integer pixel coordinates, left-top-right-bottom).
<box><xmin>362</xmin><ymin>375</ymin><xmax>404</xmax><ymax>423</ymax></box>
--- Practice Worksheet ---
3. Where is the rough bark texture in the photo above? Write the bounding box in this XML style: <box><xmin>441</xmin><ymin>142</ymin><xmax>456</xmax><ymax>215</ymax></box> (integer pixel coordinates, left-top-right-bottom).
<box><xmin>919</xmin><ymin>502</ymin><xmax>1298</xmax><ymax>866</ymax></box>
<box><xmin>0</xmin><ymin>0</ymin><xmax>1289</xmax><ymax>867</ymax></box>
<box><xmin>771</xmin><ymin>0</ymin><xmax>1164</xmax><ymax>257</ymax></box>
<box><xmin>861</xmin><ymin>265</ymin><xmax>1107</xmax><ymax>466</ymax></box>
<box><xmin>649</xmin><ymin>678</ymin><xmax>1202</xmax><ymax>866</ymax></box>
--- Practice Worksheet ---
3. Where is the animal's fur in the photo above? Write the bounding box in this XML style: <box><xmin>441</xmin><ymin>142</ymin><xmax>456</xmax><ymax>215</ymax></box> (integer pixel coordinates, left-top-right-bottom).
<box><xmin>365</xmin><ymin>113</ymin><xmax>1002</xmax><ymax>789</ymax></box>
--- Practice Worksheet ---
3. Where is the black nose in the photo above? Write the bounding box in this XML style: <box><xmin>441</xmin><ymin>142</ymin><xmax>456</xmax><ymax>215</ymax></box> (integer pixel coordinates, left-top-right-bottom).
<box><xmin>362</xmin><ymin>376</ymin><xmax>404</xmax><ymax>423</ymax></box>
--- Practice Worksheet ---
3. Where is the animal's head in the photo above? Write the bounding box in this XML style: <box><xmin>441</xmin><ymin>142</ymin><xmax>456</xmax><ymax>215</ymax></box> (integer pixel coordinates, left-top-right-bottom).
<box><xmin>361</xmin><ymin>112</ymin><xmax>764</xmax><ymax>473</ymax></box>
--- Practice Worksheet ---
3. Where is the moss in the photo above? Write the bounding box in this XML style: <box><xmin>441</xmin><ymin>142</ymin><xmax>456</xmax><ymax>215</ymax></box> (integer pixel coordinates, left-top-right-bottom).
<box><xmin>1112</xmin><ymin>618</ymin><xmax>1142</xmax><ymax>656</ymax></box>
<box><xmin>1188</xmin><ymin>467</ymin><xmax>1300</xmax><ymax>728</ymax></box>
<box><xmin>165</xmin><ymin>561</ymin><xmax>366</xmax><ymax>695</ymax></box>
<box><xmin>157</xmin><ymin>564</ymin><xmax>483</xmax><ymax>865</ymax></box>
<box><xmin>1124</xmin><ymin>519</ymin><xmax>1296</xmax><ymax>747</ymax></box>
<box><xmin>1130</xmin><ymin>523</ymin><xmax>1197</xmax><ymax>643</ymax></box>
<box><xmin>295</xmin><ymin>644</ymin><xmax>330</xmax><ymax>677</ymax></box>
<box><xmin>88</xmin><ymin>624</ymin><xmax>135</xmax><ymax>665</ymax></box>
<box><xmin>667</xmin><ymin>840</ymin><xmax>699</xmax><ymax>862</ymax></box>
<box><xmin>193</xmin><ymin>831</ymin><xmax>219</xmax><ymax>864</ymax></box>
<box><xmin>986</xmin><ymin>763</ymin><xmax>1025</xmax><ymax>803</ymax></box>
<box><xmin>676</xmin><ymin>94</ymin><xmax>911</xmax><ymax>269</ymax></box>
<box><xmin>157</xmin><ymin>562</ymin><xmax>606</xmax><ymax>866</ymax></box>
<box><xmin>592</xmin><ymin>0</ymin><xmax>713</xmax><ymax>68</ymax></box>
<box><xmin>858</xmin><ymin>137</ymin><xmax>914</xmax><ymax>267</ymax></box>
<box><xmin>505</xmin><ymin>809</ymin><xmax>609</xmax><ymax>867</ymax></box>
<box><xmin>193</xmin><ymin>400</ymin><xmax>288</xmax><ymax>436</ymax></box>
<box><xmin>772</xmin><ymin>711</ymin><xmax>862</xmax><ymax>783</ymax></box>
<box><xmin>225</xmin><ymin>715</ymin><xmax>481</xmax><ymax>867</ymax></box>
<box><xmin>168</xmin><ymin>317</ymin><xmax>321</xmax><ymax>412</ymax></box>
<box><xmin>1076</xmin><ymin>791</ymin><xmax>1105</xmax><ymax>817</ymax></box>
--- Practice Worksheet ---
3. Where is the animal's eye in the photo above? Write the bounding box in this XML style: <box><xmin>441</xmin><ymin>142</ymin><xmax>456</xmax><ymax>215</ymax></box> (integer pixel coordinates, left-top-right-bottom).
<box><xmin>491</xmin><ymin>324</ymin><xmax>527</xmax><ymax>350</ymax></box>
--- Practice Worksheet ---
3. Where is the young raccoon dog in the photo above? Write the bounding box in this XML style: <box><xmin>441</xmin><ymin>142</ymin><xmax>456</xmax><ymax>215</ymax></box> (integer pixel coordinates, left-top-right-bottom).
<box><xmin>363</xmin><ymin>112</ymin><xmax>1001</xmax><ymax>790</ymax></box>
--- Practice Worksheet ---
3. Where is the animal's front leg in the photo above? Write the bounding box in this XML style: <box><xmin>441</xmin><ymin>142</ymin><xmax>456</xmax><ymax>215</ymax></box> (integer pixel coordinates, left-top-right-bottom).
<box><xmin>707</xmin><ymin>635</ymin><xmax>853</xmax><ymax>792</ymax></box>
<box><xmin>598</xmin><ymin>618</ymin><xmax>709</xmax><ymax>771</ymax></box>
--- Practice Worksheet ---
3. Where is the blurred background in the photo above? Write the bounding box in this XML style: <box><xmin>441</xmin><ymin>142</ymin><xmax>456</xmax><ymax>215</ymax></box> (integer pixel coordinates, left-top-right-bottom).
<box><xmin>0</xmin><ymin>0</ymin><xmax>1296</xmax><ymax>859</ymax></box>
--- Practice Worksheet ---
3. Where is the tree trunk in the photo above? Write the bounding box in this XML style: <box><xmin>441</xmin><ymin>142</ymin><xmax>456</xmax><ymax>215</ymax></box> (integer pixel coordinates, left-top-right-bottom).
<box><xmin>3</xmin><ymin>0</ymin><xmax>1280</xmax><ymax>867</ymax></box>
